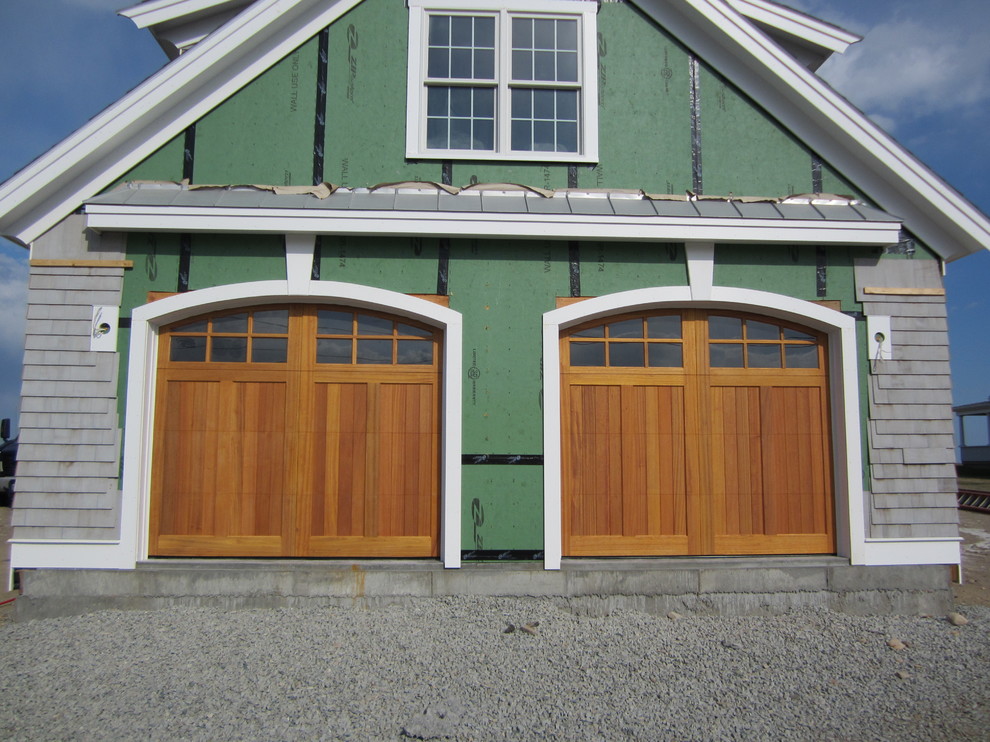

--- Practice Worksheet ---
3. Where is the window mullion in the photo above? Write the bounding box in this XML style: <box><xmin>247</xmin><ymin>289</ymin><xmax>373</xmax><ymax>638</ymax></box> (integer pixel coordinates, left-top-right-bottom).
<box><xmin>497</xmin><ymin>9</ymin><xmax>511</xmax><ymax>155</ymax></box>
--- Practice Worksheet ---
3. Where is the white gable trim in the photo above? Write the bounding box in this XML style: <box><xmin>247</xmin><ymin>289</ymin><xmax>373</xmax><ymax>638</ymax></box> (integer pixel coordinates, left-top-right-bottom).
<box><xmin>0</xmin><ymin>0</ymin><xmax>363</xmax><ymax>246</ymax></box>
<box><xmin>726</xmin><ymin>0</ymin><xmax>860</xmax><ymax>55</ymax></box>
<box><xmin>636</xmin><ymin>0</ymin><xmax>990</xmax><ymax>261</ymax></box>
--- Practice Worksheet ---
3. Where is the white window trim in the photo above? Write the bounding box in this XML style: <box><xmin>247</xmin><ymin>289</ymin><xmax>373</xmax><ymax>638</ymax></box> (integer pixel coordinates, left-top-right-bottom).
<box><xmin>406</xmin><ymin>0</ymin><xmax>599</xmax><ymax>163</ymax></box>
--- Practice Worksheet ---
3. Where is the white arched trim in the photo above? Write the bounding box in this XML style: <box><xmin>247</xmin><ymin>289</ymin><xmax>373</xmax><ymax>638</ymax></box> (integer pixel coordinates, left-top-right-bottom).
<box><xmin>111</xmin><ymin>280</ymin><xmax>463</xmax><ymax>569</ymax></box>
<box><xmin>542</xmin><ymin>285</ymin><xmax>864</xmax><ymax>570</ymax></box>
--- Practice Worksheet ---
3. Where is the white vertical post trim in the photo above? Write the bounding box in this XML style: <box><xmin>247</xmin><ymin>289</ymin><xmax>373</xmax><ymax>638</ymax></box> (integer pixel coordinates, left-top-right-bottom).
<box><xmin>284</xmin><ymin>233</ymin><xmax>315</xmax><ymax>294</ymax></box>
<box><xmin>542</xmin><ymin>318</ymin><xmax>563</xmax><ymax>570</ymax></box>
<box><xmin>685</xmin><ymin>241</ymin><xmax>715</xmax><ymax>300</ymax></box>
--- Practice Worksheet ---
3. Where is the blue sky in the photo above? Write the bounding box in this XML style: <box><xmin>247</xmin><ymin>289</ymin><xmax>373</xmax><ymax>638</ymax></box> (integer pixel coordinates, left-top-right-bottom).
<box><xmin>0</xmin><ymin>0</ymin><xmax>988</xmax><ymax>435</ymax></box>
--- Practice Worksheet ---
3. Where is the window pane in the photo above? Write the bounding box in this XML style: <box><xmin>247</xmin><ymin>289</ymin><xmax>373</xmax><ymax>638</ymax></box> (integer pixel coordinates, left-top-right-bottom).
<box><xmin>557</xmin><ymin>121</ymin><xmax>577</xmax><ymax>152</ymax></box>
<box><xmin>318</xmin><ymin>310</ymin><xmax>352</xmax><ymax>335</ymax></box>
<box><xmin>557</xmin><ymin>19</ymin><xmax>578</xmax><ymax>51</ymax></box>
<box><xmin>512</xmin><ymin>119</ymin><xmax>532</xmax><ymax>151</ymax></box>
<box><xmin>534</xmin><ymin>19</ymin><xmax>555</xmax><ymax>49</ymax></box>
<box><xmin>357</xmin><ymin>339</ymin><xmax>392</xmax><ymax>364</ymax></box>
<box><xmin>397</xmin><ymin>322</ymin><xmax>432</xmax><ymax>338</ymax></box>
<box><xmin>428</xmin><ymin>47</ymin><xmax>449</xmax><ymax>78</ymax></box>
<box><xmin>450</xmin><ymin>16</ymin><xmax>472</xmax><ymax>46</ymax></box>
<box><xmin>253</xmin><ymin>310</ymin><xmax>288</xmax><ymax>334</ymax></box>
<box><xmin>748</xmin><ymin>344</ymin><xmax>781</xmax><ymax>368</ymax></box>
<box><xmin>357</xmin><ymin>314</ymin><xmax>392</xmax><ymax>336</ymax></box>
<box><xmin>709</xmin><ymin>316</ymin><xmax>742</xmax><ymax>339</ymax></box>
<box><xmin>172</xmin><ymin>320</ymin><xmax>207</xmax><ymax>333</ymax></box>
<box><xmin>710</xmin><ymin>343</ymin><xmax>744</xmax><ymax>367</ymax></box>
<box><xmin>474</xmin><ymin>119</ymin><xmax>494</xmax><ymax>150</ymax></box>
<box><xmin>211</xmin><ymin>337</ymin><xmax>247</xmax><ymax>362</ymax></box>
<box><xmin>475</xmin><ymin>87</ymin><xmax>494</xmax><ymax>118</ymax></box>
<box><xmin>534</xmin><ymin>89</ymin><xmax>554</xmax><ymax>119</ymax></box>
<box><xmin>512</xmin><ymin>50</ymin><xmax>533</xmax><ymax>81</ymax></box>
<box><xmin>648</xmin><ymin>343</ymin><xmax>683</xmax><ymax>367</ymax></box>
<box><xmin>317</xmin><ymin>338</ymin><xmax>351</xmax><ymax>364</ymax></box>
<box><xmin>570</xmin><ymin>342</ymin><xmax>605</xmax><ymax>366</ymax></box>
<box><xmin>609</xmin><ymin>343</ymin><xmax>645</xmax><ymax>367</ymax></box>
<box><xmin>170</xmin><ymin>336</ymin><xmax>206</xmax><ymax>362</ymax></box>
<box><xmin>252</xmin><ymin>337</ymin><xmax>287</xmax><ymax>363</ymax></box>
<box><xmin>428</xmin><ymin>87</ymin><xmax>448</xmax><ymax>116</ymax></box>
<box><xmin>558</xmin><ymin>52</ymin><xmax>578</xmax><ymax>83</ymax></box>
<box><xmin>475</xmin><ymin>48</ymin><xmax>495</xmax><ymax>79</ymax></box>
<box><xmin>573</xmin><ymin>324</ymin><xmax>604</xmax><ymax>338</ymax></box>
<box><xmin>607</xmin><ymin>318</ymin><xmax>642</xmax><ymax>338</ymax></box>
<box><xmin>557</xmin><ymin>89</ymin><xmax>578</xmax><ymax>119</ymax></box>
<box><xmin>534</xmin><ymin>50</ymin><xmax>555</xmax><ymax>81</ymax></box>
<box><xmin>512</xmin><ymin>17</ymin><xmax>532</xmax><ymax>49</ymax></box>
<box><xmin>450</xmin><ymin>48</ymin><xmax>472</xmax><ymax>78</ymax></box>
<box><xmin>512</xmin><ymin>88</ymin><xmax>532</xmax><ymax>118</ymax></box>
<box><xmin>647</xmin><ymin>315</ymin><xmax>681</xmax><ymax>339</ymax></box>
<box><xmin>476</xmin><ymin>16</ymin><xmax>495</xmax><ymax>47</ymax></box>
<box><xmin>534</xmin><ymin>120</ymin><xmax>554</xmax><ymax>151</ymax></box>
<box><xmin>783</xmin><ymin>327</ymin><xmax>815</xmax><ymax>342</ymax></box>
<box><xmin>450</xmin><ymin>87</ymin><xmax>471</xmax><ymax>117</ymax></box>
<box><xmin>746</xmin><ymin>319</ymin><xmax>779</xmax><ymax>341</ymax></box>
<box><xmin>397</xmin><ymin>340</ymin><xmax>433</xmax><ymax>365</ymax></box>
<box><xmin>427</xmin><ymin>117</ymin><xmax>449</xmax><ymax>149</ymax></box>
<box><xmin>450</xmin><ymin>118</ymin><xmax>472</xmax><ymax>149</ymax></box>
<box><xmin>785</xmin><ymin>344</ymin><xmax>819</xmax><ymax>368</ymax></box>
<box><xmin>213</xmin><ymin>313</ymin><xmax>248</xmax><ymax>334</ymax></box>
<box><xmin>429</xmin><ymin>15</ymin><xmax>450</xmax><ymax>46</ymax></box>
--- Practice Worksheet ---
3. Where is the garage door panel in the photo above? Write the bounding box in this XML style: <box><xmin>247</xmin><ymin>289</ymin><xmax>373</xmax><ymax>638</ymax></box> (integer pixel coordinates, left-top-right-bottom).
<box><xmin>710</xmin><ymin>385</ymin><xmax>764</xmax><ymax>539</ymax></box>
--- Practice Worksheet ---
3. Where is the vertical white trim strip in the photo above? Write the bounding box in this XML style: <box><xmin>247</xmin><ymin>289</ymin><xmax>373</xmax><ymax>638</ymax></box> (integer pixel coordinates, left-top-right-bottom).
<box><xmin>686</xmin><ymin>241</ymin><xmax>715</xmax><ymax>300</ymax></box>
<box><xmin>284</xmin><ymin>233</ymin><xmax>315</xmax><ymax>294</ymax></box>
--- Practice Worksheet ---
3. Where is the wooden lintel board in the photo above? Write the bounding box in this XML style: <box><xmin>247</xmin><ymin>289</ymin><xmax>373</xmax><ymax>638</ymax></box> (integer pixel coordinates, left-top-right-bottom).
<box><xmin>862</xmin><ymin>287</ymin><xmax>945</xmax><ymax>296</ymax></box>
<box><xmin>31</xmin><ymin>259</ymin><xmax>134</xmax><ymax>268</ymax></box>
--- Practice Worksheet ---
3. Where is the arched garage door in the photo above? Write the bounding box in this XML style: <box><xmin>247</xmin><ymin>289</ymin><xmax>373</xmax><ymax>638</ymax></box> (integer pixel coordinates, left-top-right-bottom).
<box><xmin>561</xmin><ymin>309</ymin><xmax>833</xmax><ymax>557</ymax></box>
<box><xmin>149</xmin><ymin>304</ymin><xmax>441</xmax><ymax>558</ymax></box>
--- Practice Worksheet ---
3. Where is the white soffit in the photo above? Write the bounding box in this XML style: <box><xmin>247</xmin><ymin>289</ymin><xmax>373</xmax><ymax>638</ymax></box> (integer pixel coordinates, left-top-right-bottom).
<box><xmin>119</xmin><ymin>0</ymin><xmax>255</xmax><ymax>58</ymax></box>
<box><xmin>727</xmin><ymin>0</ymin><xmax>861</xmax><ymax>56</ymax></box>
<box><xmin>119</xmin><ymin>0</ymin><xmax>250</xmax><ymax>28</ymax></box>
<box><xmin>636</xmin><ymin>0</ymin><xmax>990</xmax><ymax>261</ymax></box>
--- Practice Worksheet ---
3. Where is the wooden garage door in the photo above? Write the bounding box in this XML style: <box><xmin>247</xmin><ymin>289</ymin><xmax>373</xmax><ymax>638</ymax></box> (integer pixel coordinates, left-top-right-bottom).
<box><xmin>561</xmin><ymin>310</ymin><xmax>833</xmax><ymax>557</ymax></box>
<box><xmin>150</xmin><ymin>305</ymin><xmax>440</xmax><ymax>558</ymax></box>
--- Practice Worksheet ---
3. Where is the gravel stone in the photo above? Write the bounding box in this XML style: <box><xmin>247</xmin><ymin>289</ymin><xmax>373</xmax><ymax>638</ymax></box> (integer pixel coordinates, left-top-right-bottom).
<box><xmin>0</xmin><ymin>598</ymin><xmax>987</xmax><ymax>741</ymax></box>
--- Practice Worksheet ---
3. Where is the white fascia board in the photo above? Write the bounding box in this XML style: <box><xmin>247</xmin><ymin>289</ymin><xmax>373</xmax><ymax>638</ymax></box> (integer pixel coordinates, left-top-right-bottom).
<box><xmin>119</xmin><ymin>0</ymin><xmax>248</xmax><ymax>28</ymax></box>
<box><xmin>858</xmin><ymin>538</ymin><xmax>961</xmax><ymax>567</ymax></box>
<box><xmin>84</xmin><ymin>205</ymin><xmax>902</xmax><ymax>245</ymax></box>
<box><xmin>727</xmin><ymin>0</ymin><xmax>860</xmax><ymax>54</ymax></box>
<box><xmin>634</xmin><ymin>0</ymin><xmax>990</xmax><ymax>261</ymax></box>
<box><xmin>0</xmin><ymin>0</ymin><xmax>364</xmax><ymax>246</ymax></box>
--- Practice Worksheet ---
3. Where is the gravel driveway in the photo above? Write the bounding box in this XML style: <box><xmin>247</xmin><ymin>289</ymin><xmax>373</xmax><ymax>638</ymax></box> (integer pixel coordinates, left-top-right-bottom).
<box><xmin>0</xmin><ymin>598</ymin><xmax>987</xmax><ymax>741</ymax></box>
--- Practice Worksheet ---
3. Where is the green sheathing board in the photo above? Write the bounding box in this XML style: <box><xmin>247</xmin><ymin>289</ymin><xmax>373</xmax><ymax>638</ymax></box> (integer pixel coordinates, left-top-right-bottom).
<box><xmin>112</xmin><ymin>134</ymin><xmax>185</xmax><ymax>187</ymax></box>
<box><xmin>448</xmin><ymin>239</ymin><xmax>569</xmax><ymax>550</ymax></box>
<box><xmin>594</xmin><ymin>3</ymin><xmax>693</xmax><ymax>193</ymax></box>
<box><xmin>463</xmin><ymin>468</ymin><xmax>543</xmax><ymax>551</ymax></box>
<box><xmin>318</xmin><ymin>236</ymin><xmax>439</xmax><ymax>293</ymax></box>
<box><xmin>187</xmin><ymin>234</ymin><xmax>284</xmax><ymax>289</ymax></box>
<box><xmin>451</xmin><ymin>163</ymin><xmax>570</xmax><ymax>190</ymax></box>
<box><xmin>699</xmin><ymin>65</ymin><xmax>812</xmax><ymax>197</ymax></box>
<box><xmin>579</xmin><ymin>242</ymin><xmax>687</xmax><ymax>296</ymax></box>
<box><xmin>326</xmin><ymin>0</ymin><xmax>440</xmax><ymax>186</ymax></box>
<box><xmin>193</xmin><ymin>38</ymin><xmax>319</xmax><ymax>185</ymax></box>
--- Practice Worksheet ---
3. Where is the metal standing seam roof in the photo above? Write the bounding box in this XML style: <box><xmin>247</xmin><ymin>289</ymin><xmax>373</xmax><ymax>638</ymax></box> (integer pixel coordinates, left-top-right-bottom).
<box><xmin>84</xmin><ymin>181</ymin><xmax>901</xmax><ymax>223</ymax></box>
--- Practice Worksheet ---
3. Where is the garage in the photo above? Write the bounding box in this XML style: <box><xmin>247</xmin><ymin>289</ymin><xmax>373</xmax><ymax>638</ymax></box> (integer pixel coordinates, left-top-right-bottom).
<box><xmin>149</xmin><ymin>304</ymin><xmax>441</xmax><ymax>558</ymax></box>
<box><xmin>561</xmin><ymin>309</ymin><xmax>833</xmax><ymax>557</ymax></box>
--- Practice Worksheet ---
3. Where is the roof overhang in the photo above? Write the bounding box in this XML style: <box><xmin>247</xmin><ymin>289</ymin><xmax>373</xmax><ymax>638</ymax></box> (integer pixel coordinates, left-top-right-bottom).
<box><xmin>0</xmin><ymin>0</ymin><xmax>986</xmax><ymax>261</ymax></box>
<box><xmin>119</xmin><ymin>0</ymin><xmax>254</xmax><ymax>59</ymax></box>
<box><xmin>84</xmin><ymin>185</ymin><xmax>903</xmax><ymax>246</ymax></box>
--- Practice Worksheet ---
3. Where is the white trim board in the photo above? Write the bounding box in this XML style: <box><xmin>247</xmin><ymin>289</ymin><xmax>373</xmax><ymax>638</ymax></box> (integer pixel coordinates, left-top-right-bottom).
<box><xmin>84</xmin><ymin>204</ymin><xmax>903</xmax><ymax>245</ymax></box>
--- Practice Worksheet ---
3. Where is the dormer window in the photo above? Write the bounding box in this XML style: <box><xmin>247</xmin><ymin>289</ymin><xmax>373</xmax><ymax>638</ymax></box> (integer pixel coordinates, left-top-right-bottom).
<box><xmin>406</xmin><ymin>0</ymin><xmax>599</xmax><ymax>162</ymax></box>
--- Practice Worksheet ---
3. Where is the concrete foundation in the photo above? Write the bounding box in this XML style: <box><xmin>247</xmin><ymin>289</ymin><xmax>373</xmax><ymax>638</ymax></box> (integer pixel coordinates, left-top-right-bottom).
<box><xmin>13</xmin><ymin>557</ymin><xmax>955</xmax><ymax>621</ymax></box>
